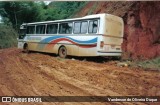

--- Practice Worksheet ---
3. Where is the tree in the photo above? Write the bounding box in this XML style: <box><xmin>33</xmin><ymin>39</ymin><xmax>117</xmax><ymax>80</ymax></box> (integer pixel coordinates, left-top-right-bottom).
<box><xmin>0</xmin><ymin>1</ymin><xmax>45</xmax><ymax>30</ymax></box>
<box><xmin>0</xmin><ymin>1</ymin><xmax>86</xmax><ymax>30</ymax></box>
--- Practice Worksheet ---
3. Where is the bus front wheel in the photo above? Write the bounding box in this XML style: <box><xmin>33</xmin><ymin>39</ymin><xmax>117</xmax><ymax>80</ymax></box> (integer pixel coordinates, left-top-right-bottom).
<box><xmin>58</xmin><ymin>46</ymin><xmax>67</xmax><ymax>58</ymax></box>
<box><xmin>23</xmin><ymin>43</ymin><xmax>29</xmax><ymax>53</ymax></box>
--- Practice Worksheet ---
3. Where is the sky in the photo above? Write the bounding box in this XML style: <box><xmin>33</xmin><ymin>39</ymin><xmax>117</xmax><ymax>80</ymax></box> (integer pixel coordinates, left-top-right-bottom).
<box><xmin>43</xmin><ymin>1</ymin><xmax>52</xmax><ymax>5</ymax></box>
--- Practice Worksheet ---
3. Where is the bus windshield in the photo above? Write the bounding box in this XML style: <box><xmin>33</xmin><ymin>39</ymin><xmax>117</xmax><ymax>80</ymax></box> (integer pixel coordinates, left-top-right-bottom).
<box><xmin>19</xmin><ymin>29</ymin><xmax>26</xmax><ymax>39</ymax></box>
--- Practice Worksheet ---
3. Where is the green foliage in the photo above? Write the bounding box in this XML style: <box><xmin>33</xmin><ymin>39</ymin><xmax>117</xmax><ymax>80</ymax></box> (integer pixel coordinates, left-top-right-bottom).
<box><xmin>0</xmin><ymin>24</ymin><xmax>18</xmax><ymax>49</ymax></box>
<box><xmin>0</xmin><ymin>1</ymin><xmax>86</xmax><ymax>28</ymax></box>
<box><xmin>43</xmin><ymin>1</ymin><xmax>86</xmax><ymax>20</ymax></box>
<box><xmin>0</xmin><ymin>1</ymin><xmax>46</xmax><ymax>30</ymax></box>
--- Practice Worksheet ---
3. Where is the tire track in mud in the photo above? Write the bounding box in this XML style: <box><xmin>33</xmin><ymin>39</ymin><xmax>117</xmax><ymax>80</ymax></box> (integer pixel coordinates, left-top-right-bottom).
<box><xmin>38</xmin><ymin>64</ymin><xmax>120</xmax><ymax>96</ymax></box>
<box><xmin>36</xmin><ymin>67</ymin><xmax>155</xmax><ymax>105</ymax></box>
<box><xmin>33</xmin><ymin>57</ymin><xmax>153</xmax><ymax>105</ymax></box>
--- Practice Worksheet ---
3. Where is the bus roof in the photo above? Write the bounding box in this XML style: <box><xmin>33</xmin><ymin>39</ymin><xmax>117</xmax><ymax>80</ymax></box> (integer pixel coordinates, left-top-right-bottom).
<box><xmin>22</xmin><ymin>13</ymin><xmax>121</xmax><ymax>25</ymax></box>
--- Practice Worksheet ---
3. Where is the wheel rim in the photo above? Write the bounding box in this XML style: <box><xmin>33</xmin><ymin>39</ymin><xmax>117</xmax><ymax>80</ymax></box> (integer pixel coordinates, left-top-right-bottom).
<box><xmin>59</xmin><ymin>47</ymin><xmax>67</xmax><ymax>58</ymax></box>
<box><xmin>62</xmin><ymin>49</ymin><xmax>66</xmax><ymax>55</ymax></box>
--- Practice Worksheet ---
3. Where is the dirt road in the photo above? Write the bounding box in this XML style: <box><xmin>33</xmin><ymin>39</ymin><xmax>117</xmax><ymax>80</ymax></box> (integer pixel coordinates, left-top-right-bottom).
<box><xmin>0</xmin><ymin>48</ymin><xmax>159</xmax><ymax>105</ymax></box>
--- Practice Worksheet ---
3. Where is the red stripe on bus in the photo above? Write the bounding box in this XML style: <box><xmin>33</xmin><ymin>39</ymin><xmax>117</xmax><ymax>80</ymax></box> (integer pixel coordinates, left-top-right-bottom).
<box><xmin>45</xmin><ymin>38</ymin><xmax>97</xmax><ymax>50</ymax></box>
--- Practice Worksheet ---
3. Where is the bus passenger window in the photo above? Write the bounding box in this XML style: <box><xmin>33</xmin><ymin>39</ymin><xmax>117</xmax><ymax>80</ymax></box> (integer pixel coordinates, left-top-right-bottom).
<box><xmin>81</xmin><ymin>21</ymin><xmax>87</xmax><ymax>33</ymax></box>
<box><xmin>36</xmin><ymin>25</ymin><xmax>45</xmax><ymax>34</ymax></box>
<box><xmin>59</xmin><ymin>23</ymin><xmax>73</xmax><ymax>34</ymax></box>
<box><xmin>88</xmin><ymin>20</ymin><xmax>98</xmax><ymax>33</ymax></box>
<box><xmin>46</xmin><ymin>24</ymin><xmax>58</xmax><ymax>34</ymax></box>
<box><xmin>27</xmin><ymin>26</ymin><xmax>35</xmax><ymax>34</ymax></box>
<box><xmin>74</xmin><ymin>22</ymin><xmax>80</xmax><ymax>34</ymax></box>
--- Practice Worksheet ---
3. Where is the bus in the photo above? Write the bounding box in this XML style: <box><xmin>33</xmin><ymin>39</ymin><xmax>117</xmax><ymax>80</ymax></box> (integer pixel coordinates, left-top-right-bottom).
<box><xmin>18</xmin><ymin>13</ymin><xmax>124</xmax><ymax>58</ymax></box>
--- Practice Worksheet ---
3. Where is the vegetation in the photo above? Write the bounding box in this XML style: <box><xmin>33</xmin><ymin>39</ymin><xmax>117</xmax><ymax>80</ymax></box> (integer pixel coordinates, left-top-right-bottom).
<box><xmin>0</xmin><ymin>1</ymin><xmax>86</xmax><ymax>49</ymax></box>
<box><xmin>131</xmin><ymin>57</ymin><xmax>160</xmax><ymax>70</ymax></box>
<box><xmin>0</xmin><ymin>24</ymin><xmax>18</xmax><ymax>49</ymax></box>
<box><xmin>0</xmin><ymin>1</ymin><xmax>86</xmax><ymax>29</ymax></box>
<box><xmin>46</xmin><ymin>1</ymin><xmax>86</xmax><ymax>20</ymax></box>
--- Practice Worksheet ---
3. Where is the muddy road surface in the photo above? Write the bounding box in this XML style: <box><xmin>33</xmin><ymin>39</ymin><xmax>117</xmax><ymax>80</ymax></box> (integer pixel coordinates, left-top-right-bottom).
<box><xmin>0</xmin><ymin>48</ymin><xmax>159</xmax><ymax>105</ymax></box>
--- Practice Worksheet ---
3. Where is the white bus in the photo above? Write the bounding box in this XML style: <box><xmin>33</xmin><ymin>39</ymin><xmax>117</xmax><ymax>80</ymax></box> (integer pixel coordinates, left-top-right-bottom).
<box><xmin>18</xmin><ymin>13</ymin><xmax>124</xmax><ymax>58</ymax></box>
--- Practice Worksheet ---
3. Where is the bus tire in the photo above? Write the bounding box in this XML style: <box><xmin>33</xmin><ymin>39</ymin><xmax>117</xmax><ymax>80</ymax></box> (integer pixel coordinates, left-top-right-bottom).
<box><xmin>23</xmin><ymin>43</ymin><xmax>29</xmax><ymax>53</ymax></box>
<box><xmin>58</xmin><ymin>46</ymin><xmax>67</xmax><ymax>58</ymax></box>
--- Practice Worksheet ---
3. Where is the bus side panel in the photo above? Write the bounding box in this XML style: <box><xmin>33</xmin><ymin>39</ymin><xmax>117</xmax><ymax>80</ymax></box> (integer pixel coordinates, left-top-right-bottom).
<box><xmin>75</xmin><ymin>35</ymin><xmax>98</xmax><ymax>56</ymax></box>
<box><xmin>23</xmin><ymin>35</ymin><xmax>43</xmax><ymax>52</ymax></box>
<box><xmin>46</xmin><ymin>36</ymin><xmax>80</xmax><ymax>56</ymax></box>
<box><xmin>24</xmin><ymin>35</ymin><xmax>98</xmax><ymax>56</ymax></box>
<box><xmin>78</xmin><ymin>47</ymin><xmax>97</xmax><ymax>56</ymax></box>
<box><xmin>53</xmin><ymin>35</ymin><xmax>98</xmax><ymax>56</ymax></box>
<box><xmin>24</xmin><ymin>35</ymin><xmax>80</xmax><ymax>55</ymax></box>
<box><xmin>28</xmin><ymin>42</ymin><xmax>38</xmax><ymax>51</ymax></box>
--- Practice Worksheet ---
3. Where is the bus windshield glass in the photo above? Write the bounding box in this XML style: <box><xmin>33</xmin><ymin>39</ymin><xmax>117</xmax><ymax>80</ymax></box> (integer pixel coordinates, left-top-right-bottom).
<box><xmin>19</xmin><ymin>29</ymin><xmax>26</xmax><ymax>39</ymax></box>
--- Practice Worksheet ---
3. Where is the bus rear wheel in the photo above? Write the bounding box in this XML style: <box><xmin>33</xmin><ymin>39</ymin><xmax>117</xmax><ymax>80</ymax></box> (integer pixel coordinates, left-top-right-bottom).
<box><xmin>58</xmin><ymin>46</ymin><xmax>67</xmax><ymax>58</ymax></box>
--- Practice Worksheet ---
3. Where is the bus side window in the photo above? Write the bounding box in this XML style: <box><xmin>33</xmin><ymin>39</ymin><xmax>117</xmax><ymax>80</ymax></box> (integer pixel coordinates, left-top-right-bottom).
<box><xmin>74</xmin><ymin>22</ymin><xmax>81</xmax><ymax>34</ymax></box>
<box><xmin>36</xmin><ymin>25</ymin><xmax>45</xmax><ymax>34</ymax></box>
<box><xmin>46</xmin><ymin>24</ymin><xmax>58</xmax><ymax>34</ymax></box>
<box><xmin>81</xmin><ymin>21</ymin><xmax>88</xmax><ymax>33</ymax></box>
<box><xmin>27</xmin><ymin>26</ymin><xmax>35</xmax><ymax>34</ymax></box>
<box><xmin>59</xmin><ymin>22</ymin><xmax>73</xmax><ymax>34</ymax></box>
<box><xmin>74</xmin><ymin>21</ymin><xmax>87</xmax><ymax>34</ymax></box>
<box><xmin>88</xmin><ymin>20</ymin><xmax>98</xmax><ymax>33</ymax></box>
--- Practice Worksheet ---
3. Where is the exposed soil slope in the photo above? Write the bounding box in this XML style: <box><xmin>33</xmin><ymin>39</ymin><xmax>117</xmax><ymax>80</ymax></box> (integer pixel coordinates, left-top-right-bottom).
<box><xmin>0</xmin><ymin>48</ymin><xmax>159</xmax><ymax>105</ymax></box>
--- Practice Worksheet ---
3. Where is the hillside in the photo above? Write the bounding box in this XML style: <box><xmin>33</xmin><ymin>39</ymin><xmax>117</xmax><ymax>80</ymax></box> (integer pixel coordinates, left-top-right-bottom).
<box><xmin>74</xmin><ymin>1</ymin><xmax>160</xmax><ymax>60</ymax></box>
<box><xmin>0</xmin><ymin>48</ymin><xmax>160</xmax><ymax>104</ymax></box>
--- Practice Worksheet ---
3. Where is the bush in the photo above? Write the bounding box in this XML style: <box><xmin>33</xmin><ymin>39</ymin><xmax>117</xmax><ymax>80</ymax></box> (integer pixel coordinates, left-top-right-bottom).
<box><xmin>0</xmin><ymin>24</ymin><xmax>18</xmax><ymax>49</ymax></box>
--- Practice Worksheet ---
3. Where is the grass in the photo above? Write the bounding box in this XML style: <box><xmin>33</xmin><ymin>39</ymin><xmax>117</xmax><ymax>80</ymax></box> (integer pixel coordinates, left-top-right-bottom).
<box><xmin>131</xmin><ymin>57</ymin><xmax>160</xmax><ymax>70</ymax></box>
